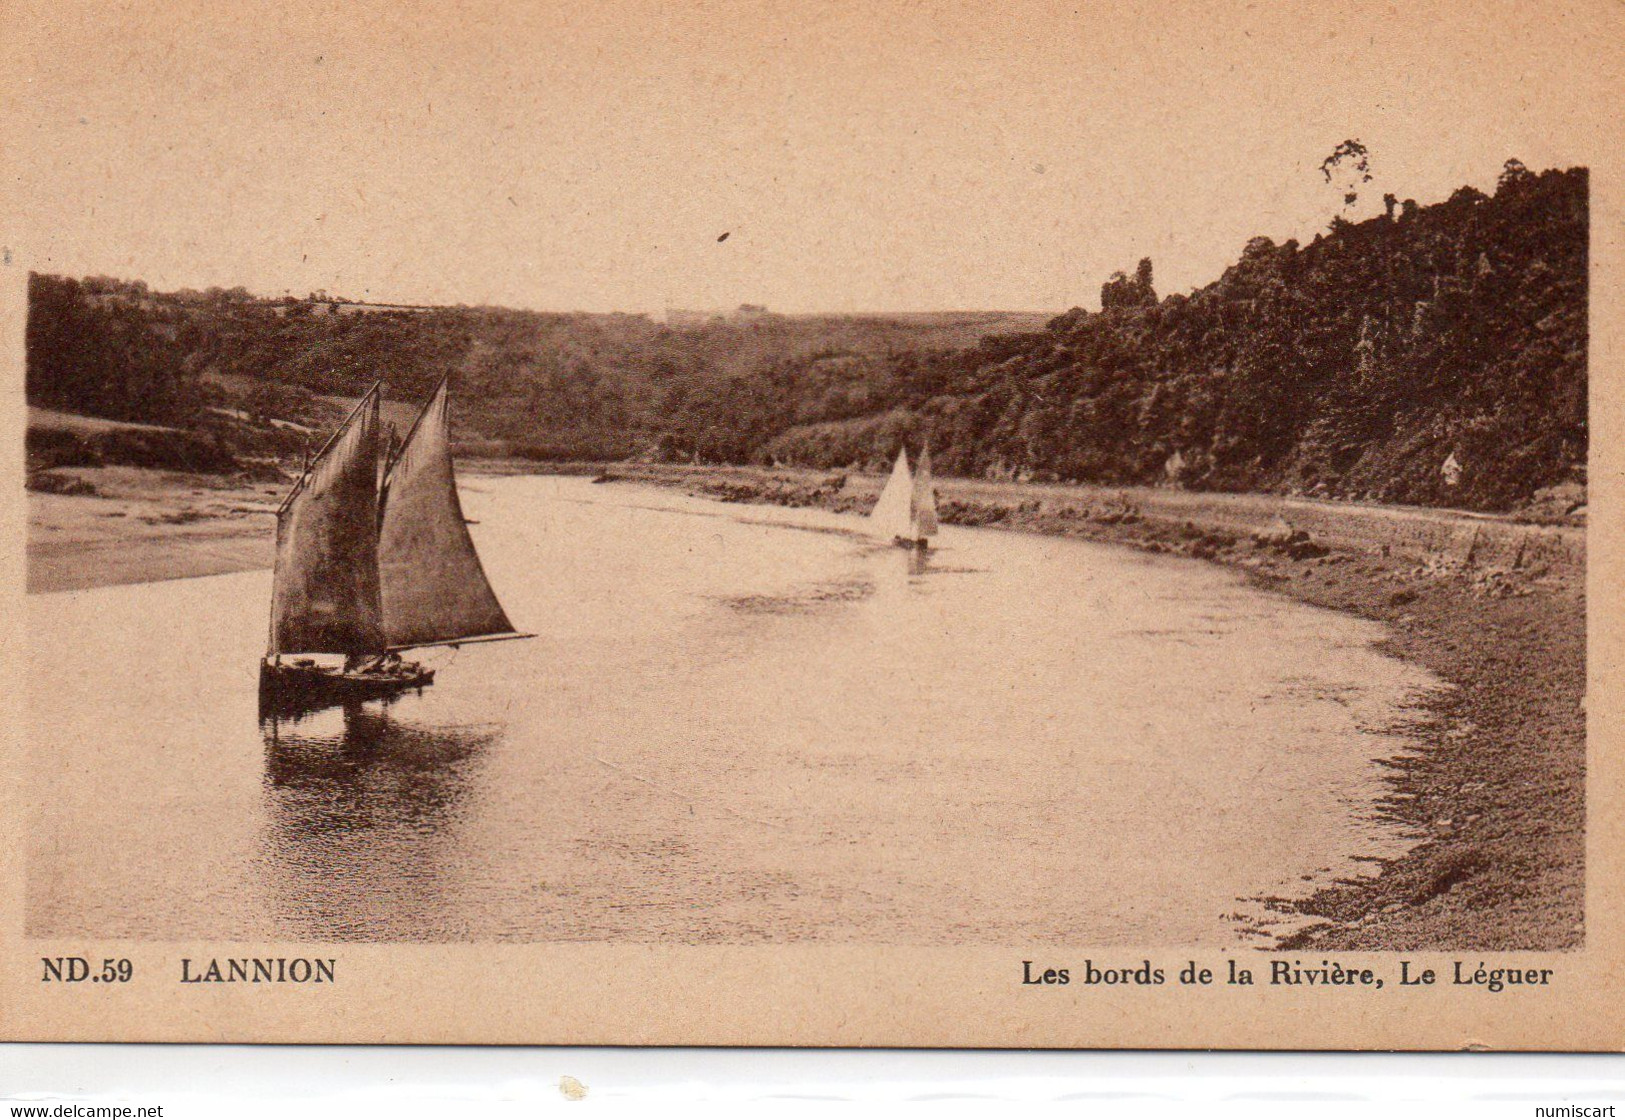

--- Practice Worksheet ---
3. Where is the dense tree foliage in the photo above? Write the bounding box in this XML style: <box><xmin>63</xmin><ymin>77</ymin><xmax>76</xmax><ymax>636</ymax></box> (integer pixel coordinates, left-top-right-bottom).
<box><xmin>26</xmin><ymin>274</ymin><xmax>210</xmax><ymax>423</ymax></box>
<box><xmin>26</xmin><ymin>164</ymin><xmax>1586</xmax><ymax>511</ymax></box>
<box><xmin>768</xmin><ymin>164</ymin><xmax>1588</xmax><ymax>511</ymax></box>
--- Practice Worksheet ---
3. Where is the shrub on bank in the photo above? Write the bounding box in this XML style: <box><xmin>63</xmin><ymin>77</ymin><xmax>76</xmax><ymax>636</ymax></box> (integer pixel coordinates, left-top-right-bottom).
<box><xmin>26</xmin><ymin>425</ymin><xmax>240</xmax><ymax>474</ymax></box>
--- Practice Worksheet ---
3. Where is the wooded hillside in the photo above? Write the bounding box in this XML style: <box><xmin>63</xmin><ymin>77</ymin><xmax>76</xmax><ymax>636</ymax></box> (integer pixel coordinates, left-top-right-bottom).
<box><xmin>26</xmin><ymin>163</ymin><xmax>1586</xmax><ymax>512</ymax></box>
<box><xmin>766</xmin><ymin>164</ymin><xmax>1587</xmax><ymax>512</ymax></box>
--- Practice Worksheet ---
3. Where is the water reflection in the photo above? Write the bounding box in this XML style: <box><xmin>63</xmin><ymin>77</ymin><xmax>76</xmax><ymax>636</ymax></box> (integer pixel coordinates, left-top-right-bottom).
<box><xmin>258</xmin><ymin>673</ymin><xmax>436</xmax><ymax>724</ymax></box>
<box><xmin>259</xmin><ymin>701</ymin><xmax>502</xmax><ymax>940</ymax></box>
<box><xmin>25</xmin><ymin>476</ymin><xmax>1439</xmax><ymax>945</ymax></box>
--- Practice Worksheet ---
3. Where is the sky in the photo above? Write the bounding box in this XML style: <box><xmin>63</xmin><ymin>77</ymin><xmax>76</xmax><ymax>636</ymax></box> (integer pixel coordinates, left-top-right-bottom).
<box><xmin>8</xmin><ymin>0</ymin><xmax>1620</xmax><ymax>314</ymax></box>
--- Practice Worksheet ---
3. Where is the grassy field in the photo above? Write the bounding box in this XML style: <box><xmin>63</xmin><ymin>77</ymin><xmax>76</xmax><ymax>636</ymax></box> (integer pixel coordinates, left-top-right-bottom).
<box><xmin>28</xmin><ymin>406</ymin><xmax>183</xmax><ymax>435</ymax></box>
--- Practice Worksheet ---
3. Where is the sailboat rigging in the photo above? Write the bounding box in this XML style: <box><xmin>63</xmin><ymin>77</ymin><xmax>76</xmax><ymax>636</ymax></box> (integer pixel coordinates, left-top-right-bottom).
<box><xmin>260</xmin><ymin>378</ymin><xmax>529</xmax><ymax>715</ymax></box>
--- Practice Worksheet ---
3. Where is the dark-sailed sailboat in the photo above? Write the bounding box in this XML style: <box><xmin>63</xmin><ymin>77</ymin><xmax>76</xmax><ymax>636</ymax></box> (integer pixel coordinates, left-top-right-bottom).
<box><xmin>260</xmin><ymin>378</ymin><xmax>527</xmax><ymax>715</ymax></box>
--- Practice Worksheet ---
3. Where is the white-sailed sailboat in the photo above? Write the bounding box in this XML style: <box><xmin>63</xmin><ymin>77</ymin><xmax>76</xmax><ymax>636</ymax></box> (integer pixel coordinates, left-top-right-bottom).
<box><xmin>869</xmin><ymin>444</ymin><xmax>939</xmax><ymax>550</ymax></box>
<box><xmin>260</xmin><ymin>377</ymin><xmax>528</xmax><ymax>716</ymax></box>
<box><xmin>912</xmin><ymin>444</ymin><xmax>939</xmax><ymax>542</ymax></box>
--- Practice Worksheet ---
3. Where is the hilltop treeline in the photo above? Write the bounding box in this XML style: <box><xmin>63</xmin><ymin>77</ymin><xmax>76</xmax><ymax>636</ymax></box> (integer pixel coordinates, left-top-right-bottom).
<box><xmin>25</xmin><ymin>274</ymin><xmax>1045</xmax><ymax>462</ymax></box>
<box><xmin>26</xmin><ymin>163</ymin><xmax>1586</xmax><ymax>511</ymax></box>
<box><xmin>766</xmin><ymin>164</ymin><xmax>1588</xmax><ymax>511</ymax></box>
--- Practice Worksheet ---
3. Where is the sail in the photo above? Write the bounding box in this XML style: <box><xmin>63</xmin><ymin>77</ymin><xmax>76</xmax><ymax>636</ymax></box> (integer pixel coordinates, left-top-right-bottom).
<box><xmin>269</xmin><ymin>386</ymin><xmax>386</xmax><ymax>656</ymax></box>
<box><xmin>911</xmin><ymin>444</ymin><xmax>939</xmax><ymax>538</ymax></box>
<box><xmin>378</xmin><ymin>379</ymin><xmax>516</xmax><ymax>649</ymax></box>
<box><xmin>869</xmin><ymin>447</ymin><xmax>913</xmax><ymax>538</ymax></box>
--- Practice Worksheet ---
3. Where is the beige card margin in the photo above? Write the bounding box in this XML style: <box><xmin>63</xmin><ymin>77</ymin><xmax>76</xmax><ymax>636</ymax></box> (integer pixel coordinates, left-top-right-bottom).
<box><xmin>0</xmin><ymin>0</ymin><xmax>1620</xmax><ymax>1049</ymax></box>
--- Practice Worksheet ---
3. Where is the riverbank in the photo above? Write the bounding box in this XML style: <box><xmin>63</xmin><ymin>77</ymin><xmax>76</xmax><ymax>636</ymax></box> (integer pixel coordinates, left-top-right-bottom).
<box><xmin>591</xmin><ymin>463</ymin><xmax>1586</xmax><ymax>952</ymax></box>
<box><xmin>26</xmin><ymin>466</ymin><xmax>281</xmax><ymax>593</ymax></box>
<box><xmin>26</xmin><ymin>460</ymin><xmax>1584</xmax><ymax>951</ymax></box>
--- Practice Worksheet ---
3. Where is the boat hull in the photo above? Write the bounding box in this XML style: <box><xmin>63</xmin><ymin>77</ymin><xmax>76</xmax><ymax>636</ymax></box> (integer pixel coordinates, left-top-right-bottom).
<box><xmin>259</xmin><ymin>658</ymin><xmax>434</xmax><ymax>718</ymax></box>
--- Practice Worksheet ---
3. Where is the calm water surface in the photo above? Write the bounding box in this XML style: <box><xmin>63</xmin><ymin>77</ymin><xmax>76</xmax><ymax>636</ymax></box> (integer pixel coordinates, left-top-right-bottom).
<box><xmin>26</xmin><ymin>475</ymin><xmax>1439</xmax><ymax>945</ymax></box>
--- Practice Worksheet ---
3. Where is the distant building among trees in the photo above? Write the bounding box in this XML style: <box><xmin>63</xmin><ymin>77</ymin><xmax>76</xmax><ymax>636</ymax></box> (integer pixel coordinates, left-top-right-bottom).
<box><xmin>1100</xmin><ymin>258</ymin><xmax>1157</xmax><ymax>310</ymax></box>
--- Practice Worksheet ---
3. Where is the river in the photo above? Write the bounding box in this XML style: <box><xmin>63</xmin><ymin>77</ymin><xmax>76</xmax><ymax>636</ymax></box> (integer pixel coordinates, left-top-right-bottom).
<box><xmin>25</xmin><ymin>474</ymin><xmax>1439</xmax><ymax>945</ymax></box>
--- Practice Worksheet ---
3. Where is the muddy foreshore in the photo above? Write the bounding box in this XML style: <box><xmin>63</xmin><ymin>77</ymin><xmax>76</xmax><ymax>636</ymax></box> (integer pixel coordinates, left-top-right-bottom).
<box><xmin>26</xmin><ymin>465</ymin><xmax>282</xmax><ymax>593</ymax></box>
<box><xmin>587</xmin><ymin>461</ymin><xmax>1586</xmax><ymax>952</ymax></box>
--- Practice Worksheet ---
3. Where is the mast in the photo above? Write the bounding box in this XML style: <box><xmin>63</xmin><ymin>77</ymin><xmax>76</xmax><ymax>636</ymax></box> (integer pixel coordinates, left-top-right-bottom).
<box><xmin>267</xmin><ymin>383</ymin><xmax>386</xmax><ymax>657</ymax></box>
<box><xmin>377</xmin><ymin>377</ymin><xmax>522</xmax><ymax>652</ymax></box>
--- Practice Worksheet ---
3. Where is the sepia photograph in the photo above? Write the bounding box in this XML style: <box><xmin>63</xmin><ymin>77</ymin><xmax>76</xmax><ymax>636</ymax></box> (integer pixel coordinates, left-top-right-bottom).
<box><xmin>2</xmin><ymin>0</ymin><xmax>1620</xmax><ymax>1050</ymax></box>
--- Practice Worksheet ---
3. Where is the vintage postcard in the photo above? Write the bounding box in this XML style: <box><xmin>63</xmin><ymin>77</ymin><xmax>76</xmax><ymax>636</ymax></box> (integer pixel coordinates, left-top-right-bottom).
<box><xmin>1</xmin><ymin>0</ymin><xmax>1621</xmax><ymax>1049</ymax></box>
